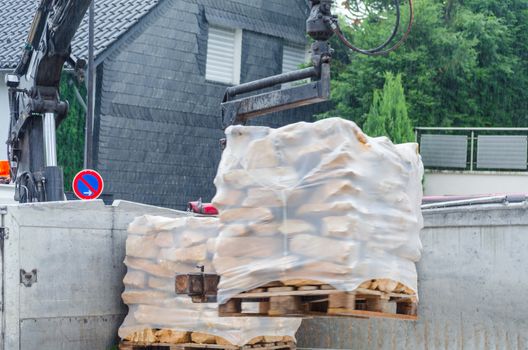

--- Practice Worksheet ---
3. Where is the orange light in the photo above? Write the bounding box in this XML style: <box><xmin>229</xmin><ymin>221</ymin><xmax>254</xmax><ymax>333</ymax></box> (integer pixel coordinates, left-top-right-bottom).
<box><xmin>0</xmin><ymin>161</ymin><xmax>10</xmax><ymax>178</ymax></box>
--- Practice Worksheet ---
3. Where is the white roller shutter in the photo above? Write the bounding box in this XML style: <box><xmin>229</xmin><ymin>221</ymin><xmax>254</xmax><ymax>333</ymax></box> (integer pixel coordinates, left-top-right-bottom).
<box><xmin>206</xmin><ymin>26</ymin><xmax>242</xmax><ymax>85</ymax></box>
<box><xmin>282</xmin><ymin>43</ymin><xmax>309</xmax><ymax>73</ymax></box>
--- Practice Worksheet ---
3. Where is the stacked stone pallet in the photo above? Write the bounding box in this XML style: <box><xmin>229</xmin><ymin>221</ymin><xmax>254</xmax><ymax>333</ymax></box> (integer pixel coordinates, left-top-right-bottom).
<box><xmin>122</xmin><ymin>328</ymin><xmax>293</xmax><ymax>347</ymax></box>
<box><xmin>119</xmin><ymin>215</ymin><xmax>301</xmax><ymax>346</ymax></box>
<box><xmin>212</xmin><ymin>118</ymin><xmax>424</xmax><ymax>304</ymax></box>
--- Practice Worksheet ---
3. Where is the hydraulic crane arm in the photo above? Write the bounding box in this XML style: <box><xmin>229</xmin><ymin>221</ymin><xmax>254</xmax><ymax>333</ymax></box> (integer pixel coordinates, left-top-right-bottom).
<box><xmin>6</xmin><ymin>0</ymin><xmax>92</xmax><ymax>203</ymax></box>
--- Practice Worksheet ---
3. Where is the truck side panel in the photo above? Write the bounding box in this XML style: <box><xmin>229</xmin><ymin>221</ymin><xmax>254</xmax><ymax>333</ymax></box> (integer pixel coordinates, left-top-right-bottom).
<box><xmin>2</xmin><ymin>200</ymin><xmax>187</xmax><ymax>350</ymax></box>
<box><xmin>296</xmin><ymin>204</ymin><xmax>528</xmax><ymax>349</ymax></box>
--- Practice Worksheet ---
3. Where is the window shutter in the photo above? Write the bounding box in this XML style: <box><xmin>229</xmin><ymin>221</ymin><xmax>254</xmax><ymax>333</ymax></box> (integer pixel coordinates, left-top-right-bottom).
<box><xmin>206</xmin><ymin>26</ymin><xmax>242</xmax><ymax>84</ymax></box>
<box><xmin>282</xmin><ymin>43</ymin><xmax>308</xmax><ymax>73</ymax></box>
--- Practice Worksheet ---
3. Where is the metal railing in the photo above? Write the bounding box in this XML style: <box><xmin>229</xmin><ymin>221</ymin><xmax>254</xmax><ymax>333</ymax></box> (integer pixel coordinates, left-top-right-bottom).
<box><xmin>415</xmin><ymin>127</ymin><xmax>528</xmax><ymax>172</ymax></box>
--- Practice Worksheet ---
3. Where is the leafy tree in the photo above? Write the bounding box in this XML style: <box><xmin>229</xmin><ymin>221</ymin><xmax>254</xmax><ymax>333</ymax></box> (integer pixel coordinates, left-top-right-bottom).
<box><xmin>322</xmin><ymin>0</ymin><xmax>528</xmax><ymax>128</ymax></box>
<box><xmin>57</xmin><ymin>73</ymin><xmax>86</xmax><ymax>191</ymax></box>
<box><xmin>363</xmin><ymin>72</ymin><xmax>414</xmax><ymax>143</ymax></box>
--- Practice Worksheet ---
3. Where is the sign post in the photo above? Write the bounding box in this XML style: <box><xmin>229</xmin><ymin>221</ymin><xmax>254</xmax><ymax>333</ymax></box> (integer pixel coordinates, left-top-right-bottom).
<box><xmin>72</xmin><ymin>170</ymin><xmax>104</xmax><ymax>200</ymax></box>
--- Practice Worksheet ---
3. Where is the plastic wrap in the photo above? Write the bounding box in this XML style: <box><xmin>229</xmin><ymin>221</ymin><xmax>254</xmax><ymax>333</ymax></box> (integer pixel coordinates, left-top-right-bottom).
<box><xmin>212</xmin><ymin>117</ymin><xmax>424</xmax><ymax>304</ymax></box>
<box><xmin>119</xmin><ymin>215</ymin><xmax>301</xmax><ymax>346</ymax></box>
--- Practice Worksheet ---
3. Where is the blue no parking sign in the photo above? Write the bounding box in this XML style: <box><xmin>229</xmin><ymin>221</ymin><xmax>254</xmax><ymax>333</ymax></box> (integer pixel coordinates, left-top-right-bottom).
<box><xmin>72</xmin><ymin>170</ymin><xmax>104</xmax><ymax>200</ymax></box>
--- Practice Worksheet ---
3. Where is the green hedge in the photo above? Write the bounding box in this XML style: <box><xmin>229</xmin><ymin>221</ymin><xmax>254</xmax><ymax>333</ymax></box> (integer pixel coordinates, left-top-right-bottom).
<box><xmin>57</xmin><ymin>74</ymin><xmax>86</xmax><ymax>191</ymax></box>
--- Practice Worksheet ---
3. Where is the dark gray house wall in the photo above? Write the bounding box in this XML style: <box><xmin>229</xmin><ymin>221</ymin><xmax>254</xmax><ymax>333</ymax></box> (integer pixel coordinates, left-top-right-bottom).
<box><xmin>95</xmin><ymin>0</ymin><xmax>318</xmax><ymax>209</ymax></box>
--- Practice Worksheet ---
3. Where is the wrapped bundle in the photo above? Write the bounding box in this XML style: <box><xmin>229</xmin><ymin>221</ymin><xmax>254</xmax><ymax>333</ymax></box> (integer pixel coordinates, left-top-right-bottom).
<box><xmin>212</xmin><ymin>118</ymin><xmax>424</xmax><ymax>304</ymax></box>
<box><xmin>119</xmin><ymin>215</ymin><xmax>301</xmax><ymax>346</ymax></box>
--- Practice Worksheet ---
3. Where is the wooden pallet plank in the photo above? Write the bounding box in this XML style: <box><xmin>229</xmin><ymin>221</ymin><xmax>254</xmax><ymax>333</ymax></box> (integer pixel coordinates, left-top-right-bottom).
<box><xmin>219</xmin><ymin>289</ymin><xmax>417</xmax><ymax>320</ymax></box>
<box><xmin>231</xmin><ymin>289</ymin><xmax>343</xmax><ymax>299</ymax></box>
<box><xmin>219</xmin><ymin>299</ymin><xmax>242</xmax><ymax>313</ymax></box>
<box><xmin>215</xmin><ymin>280</ymin><xmax>417</xmax><ymax>320</ymax></box>
<box><xmin>328</xmin><ymin>292</ymin><xmax>355</xmax><ymax>310</ymax></box>
<box><xmin>232</xmin><ymin>288</ymin><xmax>416</xmax><ymax>300</ymax></box>
<box><xmin>323</xmin><ymin>308</ymin><xmax>418</xmax><ymax>320</ymax></box>
<box><xmin>267</xmin><ymin>287</ymin><xmax>295</xmax><ymax>293</ymax></box>
<box><xmin>397</xmin><ymin>301</ymin><xmax>418</xmax><ymax>315</ymax></box>
<box><xmin>268</xmin><ymin>296</ymin><xmax>302</xmax><ymax>316</ymax></box>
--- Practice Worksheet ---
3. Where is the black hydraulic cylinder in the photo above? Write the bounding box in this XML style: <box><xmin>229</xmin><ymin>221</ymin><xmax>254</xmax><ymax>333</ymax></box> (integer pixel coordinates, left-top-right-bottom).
<box><xmin>44</xmin><ymin>166</ymin><xmax>64</xmax><ymax>202</ymax></box>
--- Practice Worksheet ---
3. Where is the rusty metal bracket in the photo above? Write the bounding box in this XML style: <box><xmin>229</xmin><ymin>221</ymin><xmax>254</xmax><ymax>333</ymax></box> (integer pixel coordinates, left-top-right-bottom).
<box><xmin>221</xmin><ymin>63</ymin><xmax>330</xmax><ymax>127</ymax></box>
<box><xmin>175</xmin><ymin>270</ymin><xmax>219</xmax><ymax>303</ymax></box>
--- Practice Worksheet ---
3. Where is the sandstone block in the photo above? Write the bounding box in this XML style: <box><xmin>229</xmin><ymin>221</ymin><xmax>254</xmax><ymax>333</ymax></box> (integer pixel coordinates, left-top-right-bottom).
<box><xmin>155</xmin><ymin>232</ymin><xmax>175</xmax><ymax>248</ymax></box>
<box><xmin>158</xmin><ymin>244</ymin><xmax>207</xmax><ymax>263</ymax></box>
<box><xmin>191</xmin><ymin>332</ymin><xmax>216</xmax><ymax>344</ymax></box>
<box><xmin>122</xmin><ymin>291</ymin><xmax>168</xmax><ymax>305</ymax></box>
<box><xmin>290</xmin><ymin>234</ymin><xmax>354</xmax><ymax>263</ymax></box>
<box><xmin>126</xmin><ymin>235</ymin><xmax>159</xmax><ymax>259</ymax></box>
<box><xmin>179</xmin><ymin>230</ymin><xmax>209</xmax><ymax>248</ymax></box>
<box><xmin>125</xmin><ymin>257</ymin><xmax>174</xmax><ymax>278</ymax></box>
<box><xmin>219</xmin><ymin>207</ymin><xmax>274</xmax><ymax>223</ymax></box>
<box><xmin>243</xmin><ymin>187</ymin><xmax>283</xmax><ymax>208</ymax></box>
<box><xmin>242</xmin><ymin>138</ymin><xmax>279</xmax><ymax>169</ymax></box>
<box><xmin>123</xmin><ymin>271</ymin><xmax>147</xmax><ymax>289</ymax></box>
<box><xmin>124</xmin><ymin>328</ymin><xmax>157</xmax><ymax>343</ymax></box>
<box><xmin>372</xmin><ymin>279</ymin><xmax>399</xmax><ymax>293</ymax></box>
<box><xmin>155</xmin><ymin>330</ymin><xmax>190</xmax><ymax>344</ymax></box>
<box><xmin>216</xmin><ymin>237</ymin><xmax>283</xmax><ymax>258</ymax></box>
<box><xmin>147</xmin><ymin>276</ymin><xmax>174</xmax><ymax>292</ymax></box>
<box><xmin>215</xmin><ymin>336</ymin><xmax>233</xmax><ymax>346</ymax></box>
<box><xmin>278</xmin><ymin>220</ymin><xmax>316</xmax><ymax>236</ymax></box>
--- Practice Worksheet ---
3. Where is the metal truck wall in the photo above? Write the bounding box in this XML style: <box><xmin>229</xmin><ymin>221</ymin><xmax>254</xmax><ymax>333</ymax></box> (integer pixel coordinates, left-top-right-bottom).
<box><xmin>1</xmin><ymin>200</ymin><xmax>188</xmax><ymax>350</ymax></box>
<box><xmin>296</xmin><ymin>203</ymin><xmax>528</xmax><ymax>349</ymax></box>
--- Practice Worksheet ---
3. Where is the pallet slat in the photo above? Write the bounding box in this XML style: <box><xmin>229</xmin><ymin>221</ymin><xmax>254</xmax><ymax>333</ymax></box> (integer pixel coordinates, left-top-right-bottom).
<box><xmin>229</xmin><ymin>287</ymin><xmax>415</xmax><ymax>300</ymax></box>
<box><xmin>218</xmin><ymin>282</ymin><xmax>418</xmax><ymax>320</ymax></box>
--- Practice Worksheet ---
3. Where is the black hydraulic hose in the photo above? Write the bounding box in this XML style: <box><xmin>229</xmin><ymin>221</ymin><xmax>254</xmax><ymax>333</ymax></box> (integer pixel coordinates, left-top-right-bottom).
<box><xmin>359</xmin><ymin>0</ymin><xmax>401</xmax><ymax>54</ymax></box>
<box><xmin>331</xmin><ymin>0</ymin><xmax>414</xmax><ymax>56</ymax></box>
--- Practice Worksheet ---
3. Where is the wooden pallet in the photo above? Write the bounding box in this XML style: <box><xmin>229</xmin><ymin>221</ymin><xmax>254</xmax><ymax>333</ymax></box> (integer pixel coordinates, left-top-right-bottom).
<box><xmin>119</xmin><ymin>341</ymin><xmax>296</xmax><ymax>350</ymax></box>
<box><xmin>218</xmin><ymin>283</ymin><xmax>418</xmax><ymax>320</ymax></box>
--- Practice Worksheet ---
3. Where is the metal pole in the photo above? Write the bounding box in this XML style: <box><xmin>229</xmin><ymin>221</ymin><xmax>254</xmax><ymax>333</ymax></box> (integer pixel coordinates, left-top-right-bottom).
<box><xmin>85</xmin><ymin>0</ymin><xmax>95</xmax><ymax>169</ymax></box>
<box><xmin>43</xmin><ymin>112</ymin><xmax>57</xmax><ymax>167</ymax></box>
<box><xmin>224</xmin><ymin>67</ymin><xmax>318</xmax><ymax>100</ymax></box>
<box><xmin>469</xmin><ymin>131</ymin><xmax>475</xmax><ymax>171</ymax></box>
<box><xmin>70</xmin><ymin>80</ymin><xmax>88</xmax><ymax>112</ymax></box>
<box><xmin>415</xmin><ymin>127</ymin><xmax>528</xmax><ymax>131</ymax></box>
<box><xmin>422</xmin><ymin>196</ymin><xmax>506</xmax><ymax>210</ymax></box>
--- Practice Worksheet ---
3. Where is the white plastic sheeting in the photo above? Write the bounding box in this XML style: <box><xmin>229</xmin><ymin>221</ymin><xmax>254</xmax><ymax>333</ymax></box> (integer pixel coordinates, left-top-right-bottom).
<box><xmin>119</xmin><ymin>215</ymin><xmax>301</xmax><ymax>346</ymax></box>
<box><xmin>212</xmin><ymin>118</ymin><xmax>424</xmax><ymax>304</ymax></box>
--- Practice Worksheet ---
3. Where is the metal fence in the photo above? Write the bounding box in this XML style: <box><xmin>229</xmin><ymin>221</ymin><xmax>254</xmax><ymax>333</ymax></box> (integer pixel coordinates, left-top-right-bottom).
<box><xmin>415</xmin><ymin>127</ymin><xmax>528</xmax><ymax>171</ymax></box>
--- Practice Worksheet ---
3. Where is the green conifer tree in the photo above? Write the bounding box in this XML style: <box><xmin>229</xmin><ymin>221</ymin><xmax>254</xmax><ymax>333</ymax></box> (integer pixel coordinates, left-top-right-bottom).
<box><xmin>362</xmin><ymin>89</ymin><xmax>388</xmax><ymax>137</ymax></box>
<box><xmin>363</xmin><ymin>72</ymin><xmax>414</xmax><ymax>144</ymax></box>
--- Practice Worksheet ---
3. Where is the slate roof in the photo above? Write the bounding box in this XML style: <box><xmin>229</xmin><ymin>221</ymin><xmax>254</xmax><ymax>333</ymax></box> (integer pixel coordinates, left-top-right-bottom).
<box><xmin>0</xmin><ymin>0</ymin><xmax>309</xmax><ymax>69</ymax></box>
<box><xmin>0</xmin><ymin>0</ymin><xmax>160</xmax><ymax>69</ymax></box>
